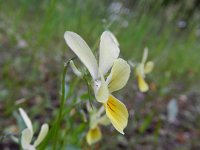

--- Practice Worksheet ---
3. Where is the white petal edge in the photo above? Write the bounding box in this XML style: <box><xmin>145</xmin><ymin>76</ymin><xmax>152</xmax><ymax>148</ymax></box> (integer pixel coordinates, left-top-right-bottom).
<box><xmin>64</xmin><ymin>31</ymin><xmax>99</xmax><ymax>80</ymax></box>
<box><xmin>33</xmin><ymin>124</ymin><xmax>49</xmax><ymax>147</ymax></box>
<box><xmin>106</xmin><ymin>58</ymin><xmax>131</xmax><ymax>93</ymax></box>
<box><xmin>108</xmin><ymin>31</ymin><xmax>119</xmax><ymax>47</ymax></box>
<box><xmin>99</xmin><ymin>31</ymin><xmax>120</xmax><ymax>75</ymax></box>
<box><xmin>21</xmin><ymin>128</ymin><xmax>33</xmax><ymax>149</ymax></box>
<box><xmin>19</xmin><ymin>108</ymin><xmax>33</xmax><ymax>133</ymax></box>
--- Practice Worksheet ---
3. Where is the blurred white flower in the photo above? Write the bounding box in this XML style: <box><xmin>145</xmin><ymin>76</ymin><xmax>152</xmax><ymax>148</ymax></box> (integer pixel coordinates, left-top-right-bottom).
<box><xmin>177</xmin><ymin>20</ymin><xmax>187</xmax><ymax>29</ymax></box>
<box><xmin>108</xmin><ymin>2</ymin><xmax>130</xmax><ymax>28</ymax></box>
<box><xmin>19</xmin><ymin>108</ymin><xmax>49</xmax><ymax>150</ymax></box>
<box><xmin>167</xmin><ymin>99</ymin><xmax>178</xmax><ymax>123</ymax></box>
<box><xmin>136</xmin><ymin>48</ymin><xmax>154</xmax><ymax>92</ymax></box>
<box><xmin>17</xmin><ymin>39</ymin><xmax>27</xmax><ymax>49</ymax></box>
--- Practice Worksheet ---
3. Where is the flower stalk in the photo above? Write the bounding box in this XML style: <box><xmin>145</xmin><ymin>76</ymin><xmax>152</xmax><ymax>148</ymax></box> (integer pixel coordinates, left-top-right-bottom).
<box><xmin>53</xmin><ymin>60</ymin><xmax>71</xmax><ymax>149</ymax></box>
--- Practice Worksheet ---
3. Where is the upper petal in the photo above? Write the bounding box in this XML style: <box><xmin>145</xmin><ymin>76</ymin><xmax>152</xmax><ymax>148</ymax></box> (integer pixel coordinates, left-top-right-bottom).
<box><xmin>33</xmin><ymin>124</ymin><xmax>49</xmax><ymax>147</ymax></box>
<box><xmin>108</xmin><ymin>31</ymin><xmax>119</xmax><ymax>47</ymax></box>
<box><xmin>106</xmin><ymin>58</ymin><xmax>130</xmax><ymax>93</ymax></box>
<box><xmin>99</xmin><ymin>31</ymin><xmax>120</xmax><ymax>75</ymax></box>
<box><xmin>21</xmin><ymin>128</ymin><xmax>33</xmax><ymax>149</ymax></box>
<box><xmin>142</xmin><ymin>47</ymin><xmax>148</xmax><ymax>64</ymax></box>
<box><xmin>86</xmin><ymin>126</ymin><xmax>102</xmax><ymax>145</ymax></box>
<box><xmin>105</xmin><ymin>95</ymin><xmax>128</xmax><ymax>134</ymax></box>
<box><xmin>19</xmin><ymin>108</ymin><xmax>33</xmax><ymax>133</ymax></box>
<box><xmin>64</xmin><ymin>31</ymin><xmax>98</xmax><ymax>79</ymax></box>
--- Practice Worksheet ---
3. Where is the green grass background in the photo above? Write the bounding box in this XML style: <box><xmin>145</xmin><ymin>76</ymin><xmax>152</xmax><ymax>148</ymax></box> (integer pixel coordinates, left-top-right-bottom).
<box><xmin>0</xmin><ymin>0</ymin><xmax>200</xmax><ymax>149</ymax></box>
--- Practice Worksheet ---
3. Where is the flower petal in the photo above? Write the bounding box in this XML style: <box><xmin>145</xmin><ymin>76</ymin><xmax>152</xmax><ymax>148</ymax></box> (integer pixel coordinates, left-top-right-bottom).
<box><xmin>94</xmin><ymin>73</ymin><xmax>109</xmax><ymax>103</ymax></box>
<box><xmin>64</xmin><ymin>31</ymin><xmax>98</xmax><ymax>79</ymax></box>
<box><xmin>99</xmin><ymin>31</ymin><xmax>120</xmax><ymax>75</ymax></box>
<box><xmin>142</xmin><ymin>47</ymin><xmax>148</xmax><ymax>64</ymax></box>
<box><xmin>137</xmin><ymin>74</ymin><xmax>149</xmax><ymax>92</ymax></box>
<box><xmin>69</xmin><ymin>60</ymin><xmax>82</xmax><ymax>77</ymax></box>
<box><xmin>105</xmin><ymin>95</ymin><xmax>128</xmax><ymax>134</ymax></box>
<box><xmin>19</xmin><ymin>108</ymin><xmax>33</xmax><ymax>133</ymax></box>
<box><xmin>136</xmin><ymin>63</ymin><xmax>145</xmax><ymax>77</ymax></box>
<box><xmin>144</xmin><ymin>61</ymin><xmax>154</xmax><ymax>74</ymax></box>
<box><xmin>98</xmin><ymin>115</ymin><xmax>110</xmax><ymax>126</ymax></box>
<box><xmin>21</xmin><ymin>128</ymin><xmax>33</xmax><ymax>149</ymax></box>
<box><xmin>86</xmin><ymin>126</ymin><xmax>102</xmax><ymax>145</ymax></box>
<box><xmin>107</xmin><ymin>58</ymin><xmax>130</xmax><ymax>93</ymax></box>
<box><xmin>33</xmin><ymin>124</ymin><xmax>49</xmax><ymax>147</ymax></box>
<box><xmin>26</xmin><ymin>145</ymin><xmax>36</xmax><ymax>150</ymax></box>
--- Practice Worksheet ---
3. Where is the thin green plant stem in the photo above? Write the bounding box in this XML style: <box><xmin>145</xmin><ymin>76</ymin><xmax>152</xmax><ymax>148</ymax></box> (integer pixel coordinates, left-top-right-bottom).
<box><xmin>39</xmin><ymin>58</ymin><xmax>76</xmax><ymax>150</ymax></box>
<box><xmin>83</xmin><ymin>75</ymin><xmax>93</xmax><ymax>109</ymax></box>
<box><xmin>52</xmin><ymin>61</ymin><xmax>70</xmax><ymax>149</ymax></box>
<box><xmin>59</xmin><ymin>77</ymin><xmax>81</xmax><ymax>148</ymax></box>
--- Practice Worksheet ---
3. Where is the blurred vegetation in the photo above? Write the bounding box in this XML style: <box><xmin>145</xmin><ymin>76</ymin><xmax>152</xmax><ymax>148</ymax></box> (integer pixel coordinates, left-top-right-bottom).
<box><xmin>0</xmin><ymin>0</ymin><xmax>200</xmax><ymax>149</ymax></box>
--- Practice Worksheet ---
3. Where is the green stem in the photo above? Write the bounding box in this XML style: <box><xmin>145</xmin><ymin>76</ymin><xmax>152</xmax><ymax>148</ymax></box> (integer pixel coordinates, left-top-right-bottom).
<box><xmin>83</xmin><ymin>76</ymin><xmax>93</xmax><ymax>109</ymax></box>
<box><xmin>53</xmin><ymin>61</ymin><xmax>69</xmax><ymax>149</ymax></box>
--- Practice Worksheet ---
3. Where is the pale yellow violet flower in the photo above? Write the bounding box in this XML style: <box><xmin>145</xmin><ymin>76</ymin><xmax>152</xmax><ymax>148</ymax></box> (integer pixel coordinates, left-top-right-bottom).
<box><xmin>136</xmin><ymin>48</ymin><xmax>154</xmax><ymax>92</ymax></box>
<box><xmin>86</xmin><ymin>104</ymin><xmax>110</xmax><ymax>145</ymax></box>
<box><xmin>64</xmin><ymin>31</ymin><xmax>130</xmax><ymax>134</ymax></box>
<box><xmin>19</xmin><ymin>108</ymin><xmax>49</xmax><ymax>150</ymax></box>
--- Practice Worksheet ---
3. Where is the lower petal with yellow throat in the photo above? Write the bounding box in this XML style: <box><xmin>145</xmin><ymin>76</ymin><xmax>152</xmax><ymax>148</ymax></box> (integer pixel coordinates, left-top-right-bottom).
<box><xmin>104</xmin><ymin>95</ymin><xmax>128</xmax><ymax>134</ymax></box>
